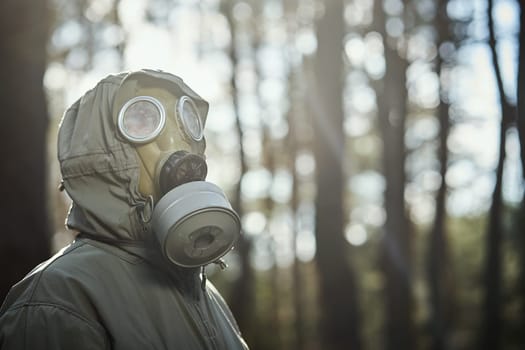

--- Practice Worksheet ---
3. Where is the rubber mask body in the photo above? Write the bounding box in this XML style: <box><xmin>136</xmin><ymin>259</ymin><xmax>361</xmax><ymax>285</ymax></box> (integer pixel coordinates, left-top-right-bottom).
<box><xmin>131</xmin><ymin>87</ymin><xmax>206</xmax><ymax>200</ymax></box>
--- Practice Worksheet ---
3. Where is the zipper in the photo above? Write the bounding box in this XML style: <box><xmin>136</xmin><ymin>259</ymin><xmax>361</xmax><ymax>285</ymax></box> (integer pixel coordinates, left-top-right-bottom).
<box><xmin>193</xmin><ymin>300</ymin><xmax>219</xmax><ymax>350</ymax></box>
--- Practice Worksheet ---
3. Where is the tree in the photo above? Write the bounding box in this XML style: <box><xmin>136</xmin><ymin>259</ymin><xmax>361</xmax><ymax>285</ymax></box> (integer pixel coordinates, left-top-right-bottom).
<box><xmin>427</xmin><ymin>1</ymin><xmax>454</xmax><ymax>349</ymax></box>
<box><xmin>481</xmin><ymin>0</ymin><xmax>517</xmax><ymax>348</ymax></box>
<box><xmin>312</xmin><ymin>1</ymin><xmax>362</xmax><ymax>349</ymax></box>
<box><xmin>288</xmin><ymin>70</ymin><xmax>306</xmax><ymax>350</ymax></box>
<box><xmin>222</xmin><ymin>0</ymin><xmax>255</xmax><ymax>342</ymax></box>
<box><xmin>374</xmin><ymin>0</ymin><xmax>413</xmax><ymax>349</ymax></box>
<box><xmin>516</xmin><ymin>0</ymin><xmax>525</xmax><ymax>346</ymax></box>
<box><xmin>0</xmin><ymin>0</ymin><xmax>51</xmax><ymax>300</ymax></box>
<box><xmin>516</xmin><ymin>1</ymin><xmax>525</xmax><ymax>177</ymax></box>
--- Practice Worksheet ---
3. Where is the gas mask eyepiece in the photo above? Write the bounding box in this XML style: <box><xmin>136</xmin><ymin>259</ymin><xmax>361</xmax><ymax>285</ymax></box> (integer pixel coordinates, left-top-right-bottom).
<box><xmin>118</xmin><ymin>96</ymin><xmax>166</xmax><ymax>143</ymax></box>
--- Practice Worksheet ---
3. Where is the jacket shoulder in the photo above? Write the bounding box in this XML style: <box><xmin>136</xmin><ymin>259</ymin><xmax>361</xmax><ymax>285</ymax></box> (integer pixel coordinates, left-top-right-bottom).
<box><xmin>0</xmin><ymin>241</ymin><xmax>114</xmax><ymax>349</ymax></box>
<box><xmin>1</xmin><ymin>239</ymin><xmax>136</xmax><ymax>321</ymax></box>
<box><xmin>0</xmin><ymin>242</ymin><xmax>82</xmax><ymax>312</ymax></box>
<box><xmin>0</xmin><ymin>298</ymin><xmax>109</xmax><ymax>350</ymax></box>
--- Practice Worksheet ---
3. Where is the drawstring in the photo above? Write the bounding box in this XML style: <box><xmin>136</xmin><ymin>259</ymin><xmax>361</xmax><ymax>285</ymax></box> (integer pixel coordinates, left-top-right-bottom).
<box><xmin>139</xmin><ymin>195</ymin><xmax>154</xmax><ymax>224</ymax></box>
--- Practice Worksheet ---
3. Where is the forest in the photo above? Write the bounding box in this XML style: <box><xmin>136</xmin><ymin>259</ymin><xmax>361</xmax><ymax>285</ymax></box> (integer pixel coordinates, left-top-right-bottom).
<box><xmin>0</xmin><ymin>0</ymin><xmax>523</xmax><ymax>349</ymax></box>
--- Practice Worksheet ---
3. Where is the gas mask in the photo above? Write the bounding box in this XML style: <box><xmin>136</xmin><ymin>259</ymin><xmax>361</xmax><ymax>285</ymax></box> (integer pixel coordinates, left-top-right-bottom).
<box><xmin>113</xmin><ymin>71</ymin><xmax>240</xmax><ymax>268</ymax></box>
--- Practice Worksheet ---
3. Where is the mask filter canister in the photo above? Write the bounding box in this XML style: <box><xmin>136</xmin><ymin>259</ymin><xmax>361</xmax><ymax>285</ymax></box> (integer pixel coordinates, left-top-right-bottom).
<box><xmin>151</xmin><ymin>181</ymin><xmax>241</xmax><ymax>267</ymax></box>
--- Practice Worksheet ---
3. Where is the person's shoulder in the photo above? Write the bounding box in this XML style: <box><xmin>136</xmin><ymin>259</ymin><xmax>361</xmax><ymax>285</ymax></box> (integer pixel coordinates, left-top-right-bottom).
<box><xmin>30</xmin><ymin>237</ymin><xmax>147</xmax><ymax>287</ymax></box>
<box><xmin>38</xmin><ymin>236</ymin><xmax>147</xmax><ymax>276</ymax></box>
<box><xmin>0</xmin><ymin>238</ymin><xmax>138</xmax><ymax>321</ymax></box>
<box><xmin>2</xmin><ymin>238</ymin><xmax>127</xmax><ymax>308</ymax></box>
<box><xmin>1</xmin><ymin>241</ymin><xmax>90</xmax><ymax>309</ymax></box>
<box><xmin>0</xmin><ymin>241</ymin><xmax>111</xmax><ymax>350</ymax></box>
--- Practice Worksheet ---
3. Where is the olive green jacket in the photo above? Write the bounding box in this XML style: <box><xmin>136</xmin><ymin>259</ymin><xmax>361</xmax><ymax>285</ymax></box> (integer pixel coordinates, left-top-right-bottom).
<box><xmin>0</xmin><ymin>70</ymin><xmax>248</xmax><ymax>350</ymax></box>
<box><xmin>0</xmin><ymin>237</ymin><xmax>248</xmax><ymax>349</ymax></box>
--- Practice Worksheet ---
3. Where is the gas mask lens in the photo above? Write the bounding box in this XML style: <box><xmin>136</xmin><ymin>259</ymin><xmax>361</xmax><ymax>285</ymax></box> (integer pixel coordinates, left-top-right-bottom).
<box><xmin>177</xmin><ymin>96</ymin><xmax>203</xmax><ymax>141</ymax></box>
<box><xmin>118</xmin><ymin>96</ymin><xmax>166</xmax><ymax>143</ymax></box>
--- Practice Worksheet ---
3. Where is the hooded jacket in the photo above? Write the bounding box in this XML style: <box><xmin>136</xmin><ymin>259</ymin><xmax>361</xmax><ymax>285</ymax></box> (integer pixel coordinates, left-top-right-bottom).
<box><xmin>0</xmin><ymin>70</ymin><xmax>249</xmax><ymax>350</ymax></box>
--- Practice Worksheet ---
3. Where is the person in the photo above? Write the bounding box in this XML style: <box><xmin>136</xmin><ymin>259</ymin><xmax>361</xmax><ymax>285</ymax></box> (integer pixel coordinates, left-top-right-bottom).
<box><xmin>0</xmin><ymin>69</ymin><xmax>249</xmax><ymax>350</ymax></box>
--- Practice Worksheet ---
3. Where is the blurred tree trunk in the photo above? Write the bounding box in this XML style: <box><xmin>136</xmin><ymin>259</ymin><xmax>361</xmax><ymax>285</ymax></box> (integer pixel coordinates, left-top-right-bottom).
<box><xmin>481</xmin><ymin>1</ymin><xmax>516</xmax><ymax>349</ymax></box>
<box><xmin>283</xmin><ymin>1</ymin><xmax>306</xmax><ymax>347</ymax></box>
<box><xmin>427</xmin><ymin>1</ymin><xmax>454</xmax><ymax>349</ymax></box>
<box><xmin>0</xmin><ymin>0</ymin><xmax>51</xmax><ymax>300</ymax></box>
<box><xmin>516</xmin><ymin>0</ymin><xmax>525</xmax><ymax>346</ymax></box>
<box><xmin>222</xmin><ymin>0</ymin><xmax>255</xmax><ymax>341</ymax></box>
<box><xmin>290</xmin><ymin>140</ymin><xmax>306</xmax><ymax>350</ymax></box>
<box><xmin>311</xmin><ymin>1</ymin><xmax>361</xmax><ymax>349</ymax></box>
<box><xmin>373</xmin><ymin>1</ymin><xmax>413</xmax><ymax>350</ymax></box>
<box><xmin>288</xmin><ymin>79</ymin><xmax>306</xmax><ymax>350</ymax></box>
<box><xmin>516</xmin><ymin>0</ymin><xmax>525</xmax><ymax>178</ymax></box>
<box><xmin>263</xmin><ymin>128</ymin><xmax>283</xmax><ymax>349</ymax></box>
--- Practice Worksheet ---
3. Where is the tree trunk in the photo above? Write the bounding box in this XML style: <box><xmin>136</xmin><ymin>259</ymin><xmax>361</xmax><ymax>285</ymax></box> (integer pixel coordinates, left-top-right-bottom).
<box><xmin>222</xmin><ymin>0</ymin><xmax>255</xmax><ymax>340</ymax></box>
<box><xmin>373</xmin><ymin>1</ymin><xmax>413</xmax><ymax>349</ymax></box>
<box><xmin>312</xmin><ymin>1</ymin><xmax>361</xmax><ymax>349</ymax></box>
<box><xmin>427</xmin><ymin>69</ymin><xmax>451</xmax><ymax>350</ymax></box>
<box><xmin>263</xmin><ymin>127</ymin><xmax>283</xmax><ymax>349</ymax></box>
<box><xmin>516</xmin><ymin>0</ymin><xmax>525</xmax><ymax>178</ymax></box>
<box><xmin>516</xmin><ymin>0</ymin><xmax>525</xmax><ymax>346</ymax></box>
<box><xmin>427</xmin><ymin>1</ymin><xmax>454</xmax><ymax>349</ymax></box>
<box><xmin>481</xmin><ymin>1</ymin><xmax>516</xmax><ymax>349</ymax></box>
<box><xmin>0</xmin><ymin>0</ymin><xmax>51</xmax><ymax>300</ymax></box>
<box><xmin>288</xmin><ymin>81</ymin><xmax>306</xmax><ymax>350</ymax></box>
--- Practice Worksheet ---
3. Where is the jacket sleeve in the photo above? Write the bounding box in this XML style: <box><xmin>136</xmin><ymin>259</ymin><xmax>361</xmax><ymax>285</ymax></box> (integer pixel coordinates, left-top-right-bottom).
<box><xmin>0</xmin><ymin>303</ymin><xmax>110</xmax><ymax>350</ymax></box>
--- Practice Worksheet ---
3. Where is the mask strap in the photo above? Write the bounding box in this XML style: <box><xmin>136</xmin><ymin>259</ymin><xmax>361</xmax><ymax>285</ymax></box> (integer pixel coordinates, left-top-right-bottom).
<box><xmin>139</xmin><ymin>195</ymin><xmax>155</xmax><ymax>224</ymax></box>
<box><xmin>201</xmin><ymin>266</ymin><xmax>207</xmax><ymax>291</ymax></box>
<box><xmin>214</xmin><ymin>258</ymin><xmax>228</xmax><ymax>270</ymax></box>
<box><xmin>200</xmin><ymin>260</ymin><xmax>228</xmax><ymax>292</ymax></box>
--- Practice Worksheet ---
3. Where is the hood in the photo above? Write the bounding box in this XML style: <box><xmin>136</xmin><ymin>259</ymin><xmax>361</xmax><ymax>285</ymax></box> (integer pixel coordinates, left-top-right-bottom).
<box><xmin>58</xmin><ymin>69</ymin><xmax>209</xmax><ymax>241</ymax></box>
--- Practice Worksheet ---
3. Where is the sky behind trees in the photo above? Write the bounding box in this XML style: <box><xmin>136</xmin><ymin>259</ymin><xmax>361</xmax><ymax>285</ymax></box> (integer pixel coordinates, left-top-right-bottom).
<box><xmin>46</xmin><ymin>0</ymin><xmax>521</xmax><ymax>253</ymax></box>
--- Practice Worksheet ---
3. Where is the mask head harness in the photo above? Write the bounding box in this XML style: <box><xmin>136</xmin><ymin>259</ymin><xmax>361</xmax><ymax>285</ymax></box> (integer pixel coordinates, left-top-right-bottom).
<box><xmin>114</xmin><ymin>70</ymin><xmax>241</xmax><ymax>268</ymax></box>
